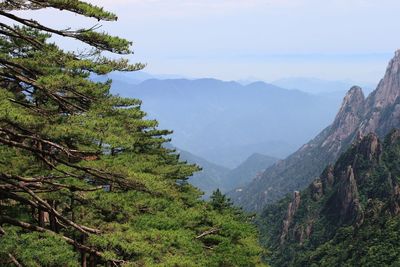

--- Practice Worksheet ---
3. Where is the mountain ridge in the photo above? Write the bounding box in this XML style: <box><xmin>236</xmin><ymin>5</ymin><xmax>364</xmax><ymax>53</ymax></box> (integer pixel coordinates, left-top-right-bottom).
<box><xmin>108</xmin><ymin>76</ymin><xmax>342</xmax><ymax>168</ymax></box>
<box><xmin>173</xmin><ymin>146</ymin><xmax>278</xmax><ymax>198</ymax></box>
<box><xmin>272</xmin><ymin>77</ymin><xmax>376</xmax><ymax>94</ymax></box>
<box><xmin>258</xmin><ymin>130</ymin><xmax>400</xmax><ymax>266</ymax></box>
<box><xmin>230</xmin><ymin>50</ymin><xmax>400</xmax><ymax>211</ymax></box>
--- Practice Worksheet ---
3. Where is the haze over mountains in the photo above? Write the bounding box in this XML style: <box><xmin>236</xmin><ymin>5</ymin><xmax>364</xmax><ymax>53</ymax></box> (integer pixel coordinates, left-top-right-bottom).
<box><xmin>101</xmin><ymin>70</ymin><xmax>378</xmax><ymax>197</ymax></box>
<box><xmin>230</xmin><ymin>50</ymin><xmax>400</xmax><ymax>211</ymax></box>
<box><xmin>106</xmin><ymin>74</ymin><xmax>347</xmax><ymax>168</ymax></box>
<box><xmin>272</xmin><ymin>77</ymin><xmax>376</xmax><ymax>95</ymax></box>
<box><xmin>177</xmin><ymin>148</ymin><xmax>278</xmax><ymax>198</ymax></box>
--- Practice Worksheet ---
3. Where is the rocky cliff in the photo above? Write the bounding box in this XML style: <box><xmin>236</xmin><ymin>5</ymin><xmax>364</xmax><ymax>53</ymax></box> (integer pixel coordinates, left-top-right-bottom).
<box><xmin>230</xmin><ymin>50</ymin><xmax>400</xmax><ymax>211</ymax></box>
<box><xmin>259</xmin><ymin>130</ymin><xmax>400</xmax><ymax>266</ymax></box>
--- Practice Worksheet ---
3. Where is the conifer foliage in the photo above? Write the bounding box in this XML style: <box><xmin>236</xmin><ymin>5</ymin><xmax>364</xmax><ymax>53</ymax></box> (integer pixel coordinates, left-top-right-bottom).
<box><xmin>0</xmin><ymin>1</ymin><xmax>266</xmax><ymax>266</ymax></box>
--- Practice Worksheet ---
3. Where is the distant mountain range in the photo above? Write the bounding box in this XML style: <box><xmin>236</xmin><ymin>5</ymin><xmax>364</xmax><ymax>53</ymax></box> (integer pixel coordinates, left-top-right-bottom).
<box><xmin>176</xmin><ymin>148</ymin><xmax>230</xmax><ymax>197</ymax></box>
<box><xmin>176</xmin><ymin>147</ymin><xmax>278</xmax><ymax>198</ymax></box>
<box><xmin>223</xmin><ymin>153</ymin><xmax>278</xmax><ymax>192</ymax></box>
<box><xmin>230</xmin><ymin>50</ymin><xmax>400</xmax><ymax>211</ymax></box>
<box><xmin>272</xmin><ymin>77</ymin><xmax>376</xmax><ymax>95</ymax></box>
<box><xmin>100</xmin><ymin>71</ymin><xmax>376</xmax><ymax>95</ymax></box>
<box><xmin>103</xmin><ymin>75</ymin><xmax>344</xmax><ymax>168</ymax></box>
<box><xmin>97</xmin><ymin>71</ymin><xmax>188</xmax><ymax>85</ymax></box>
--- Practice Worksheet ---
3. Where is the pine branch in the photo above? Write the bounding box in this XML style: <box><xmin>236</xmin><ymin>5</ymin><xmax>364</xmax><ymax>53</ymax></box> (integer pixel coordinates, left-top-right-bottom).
<box><xmin>7</xmin><ymin>253</ymin><xmax>22</xmax><ymax>267</ymax></box>
<box><xmin>0</xmin><ymin>173</ymin><xmax>101</xmax><ymax>235</ymax></box>
<box><xmin>195</xmin><ymin>228</ymin><xmax>220</xmax><ymax>239</ymax></box>
<box><xmin>0</xmin><ymin>10</ymin><xmax>131</xmax><ymax>54</ymax></box>
<box><xmin>0</xmin><ymin>216</ymin><xmax>122</xmax><ymax>265</ymax></box>
<box><xmin>0</xmin><ymin>69</ymin><xmax>88</xmax><ymax>112</ymax></box>
<box><xmin>0</xmin><ymin>22</ymin><xmax>43</xmax><ymax>48</ymax></box>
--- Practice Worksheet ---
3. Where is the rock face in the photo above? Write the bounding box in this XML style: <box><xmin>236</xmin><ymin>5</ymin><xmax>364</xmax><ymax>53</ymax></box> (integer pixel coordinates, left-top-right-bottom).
<box><xmin>280</xmin><ymin>191</ymin><xmax>301</xmax><ymax>244</ymax></box>
<box><xmin>320</xmin><ymin>165</ymin><xmax>335</xmax><ymax>192</ymax></box>
<box><xmin>230</xmin><ymin>50</ymin><xmax>400</xmax><ymax>211</ymax></box>
<box><xmin>335</xmin><ymin>166</ymin><xmax>363</xmax><ymax>225</ymax></box>
<box><xmin>362</xmin><ymin>50</ymin><xmax>400</xmax><ymax>136</ymax></box>
<box><xmin>310</xmin><ymin>178</ymin><xmax>323</xmax><ymax>201</ymax></box>
<box><xmin>259</xmin><ymin>130</ymin><xmax>400</xmax><ymax>266</ymax></box>
<box><xmin>324</xmin><ymin>86</ymin><xmax>365</xmax><ymax>147</ymax></box>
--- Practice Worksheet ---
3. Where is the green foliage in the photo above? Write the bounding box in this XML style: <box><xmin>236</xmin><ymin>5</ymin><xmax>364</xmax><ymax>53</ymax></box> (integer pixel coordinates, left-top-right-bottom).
<box><xmin>296</xmin><ymin>217</ymin><xmax>400</xmax><ymax>267</ymax></box>
<box><xmin>0</xmin><ymin>1</ymin><xmax>266</xmax><ymax>266</ymax></box>
<box><xmin>0</xmin><ymin>227</ymin><xmax>79</xmax><ymax>267</ymax></box>
<box><xmin>210</xmin><ymin>189</ymin><xmax>234</xmax><ymax>212</ymax></box>
<box><xmin>258</xmin><ymin>131</ymin><xmax>400</xmax><ymax>266</ymax></box>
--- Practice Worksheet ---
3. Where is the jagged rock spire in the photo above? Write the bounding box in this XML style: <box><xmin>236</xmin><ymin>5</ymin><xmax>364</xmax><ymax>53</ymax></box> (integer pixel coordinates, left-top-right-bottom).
<box><xmin>230</xmin><ymin>50</ymin><xmax>400</xmax><ymax>212</ymax></box>
<box><xmin>325</xmin><ymin>86</ymin><xmax>365</xmax><ymax>144</ymax></box>
<box><xmin>372</xmin><ymin>49</ymin><xmax>400</xmax><ymax>108</ymax></box>
<box><xmin>361</xmin><ymin>50</ymin><xmax>400</xmax><ymax>135</ymax></box>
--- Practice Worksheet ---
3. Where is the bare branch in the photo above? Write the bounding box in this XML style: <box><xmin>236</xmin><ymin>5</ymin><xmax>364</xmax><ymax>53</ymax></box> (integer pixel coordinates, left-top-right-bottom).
<box><xmin>195</xmin><ymin>228</ymin><xmax>220</xmax><ymax>239</ymax></box>
<box><xmin>7</xmin><ymin>253</ymin><xmax>22</xmax><ymax>267</ymax></box>
<box><xmin>0</xmin><ymin>173</ymin><xmax>100</xmax><ymax>235</ymax></box>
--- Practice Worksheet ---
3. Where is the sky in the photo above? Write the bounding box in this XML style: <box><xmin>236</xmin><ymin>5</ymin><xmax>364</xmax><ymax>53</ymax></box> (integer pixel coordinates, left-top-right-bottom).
<box><xmin>15</xmin><ymin>0</ymin><xmax>400</xmax><ymax>83</ymax></box>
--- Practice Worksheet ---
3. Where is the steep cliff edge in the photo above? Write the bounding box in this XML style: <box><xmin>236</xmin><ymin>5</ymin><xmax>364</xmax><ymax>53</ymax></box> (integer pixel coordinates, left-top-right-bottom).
<box><xmin>259</xmin><ymin>130</ymin><xmax>400</xmax><ymax>266</ymax></box>
<box><xmin>362</xmin><ymin>50</ymin><xmax>400</xmax><ymax>136</ymax></box>
<box><xmin>230</xmin><ymin>50</ymin><xmax>400</xmax><ymax>211</ymax></box>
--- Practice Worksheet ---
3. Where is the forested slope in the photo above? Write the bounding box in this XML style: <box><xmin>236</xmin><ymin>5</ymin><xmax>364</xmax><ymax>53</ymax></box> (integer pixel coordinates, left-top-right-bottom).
<box><xmin>0</xmin><ymin>1</ymin><xmax>266</xmax><ymax>266</ymax></box>
<box><xmin>259</xmin><ymin>130</ymin><xmax>400</xmax><ymax>266</ymax></box>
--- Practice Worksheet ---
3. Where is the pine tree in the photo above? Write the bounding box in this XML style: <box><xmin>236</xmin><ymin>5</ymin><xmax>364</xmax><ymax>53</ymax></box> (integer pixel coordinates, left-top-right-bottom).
<box><xmin>0</xmin><ymin>1</ymin><xmax>267</xmax><ymax>266</ymax></box>
<box><xmin>210</xmin><ymin>189</ymin><xmax>234</xmax><ymax>212</ymax></box>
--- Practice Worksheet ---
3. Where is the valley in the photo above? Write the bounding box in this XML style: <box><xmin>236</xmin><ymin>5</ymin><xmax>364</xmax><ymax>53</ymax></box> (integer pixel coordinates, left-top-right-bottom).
<box><xmin>1</xmin><ymin>1</ymin><xmax>399</xmax><ymax>266</ymax></box>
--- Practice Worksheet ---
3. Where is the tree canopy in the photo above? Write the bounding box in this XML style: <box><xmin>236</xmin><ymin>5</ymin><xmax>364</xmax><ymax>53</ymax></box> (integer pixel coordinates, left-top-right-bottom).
<box><xmin>0</xmin><ymin>1</ymin><xmax>266</xmax><ymax>266</ymax></box>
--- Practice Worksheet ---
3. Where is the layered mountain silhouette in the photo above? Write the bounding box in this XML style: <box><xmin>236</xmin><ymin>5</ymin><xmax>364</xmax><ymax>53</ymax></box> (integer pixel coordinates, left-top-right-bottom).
<box><xmin>223</xmin><ymin>153</ymin><xmax>278</xmax><ymax>193</ymax></box>
<box><xmin>272</xmin><ymin>77</ymin><xmax>375</xmax><ymax>95</ymax></box>
<box><xmin>107</xmin><ymin>77</ymin><xmax>343</xmax><ymax>168</ymax></box>
<box><xmin>176</xmin><ymin>148</ymin><xmax>230</xmax><ymax>197</ymax></box>
<box><xmin>177</xmin><ymin>147</ymin><xmax>277</xmax><ymax>198</ymax></box>
<box><xmin>230</xmin><ymin>50</ymin><xmax>400</xmax><ymax>211</ymax></box>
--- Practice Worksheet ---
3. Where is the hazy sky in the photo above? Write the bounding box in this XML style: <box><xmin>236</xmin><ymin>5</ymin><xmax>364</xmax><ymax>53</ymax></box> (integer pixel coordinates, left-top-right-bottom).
<box><xmin>18</xmin><ymin>0</ymin><xmax>400</xmax><ymax>82</ymax></box>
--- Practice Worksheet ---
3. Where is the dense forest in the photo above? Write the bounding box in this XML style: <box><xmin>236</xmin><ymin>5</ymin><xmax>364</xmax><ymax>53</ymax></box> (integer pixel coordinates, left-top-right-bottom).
<box><xmin>259</xmin><ymin>130</ymin><xmax>400</xmax><ymax>266</ymax></box>
<box><xmin>0</xmin><ymin>1</ymin><xmax>266</xmax><ymax>266</ymax></box>
<box><xmin>1</xmin><ymin>1</ymin><xmax>400</xmax><ymax>267</ymax></box>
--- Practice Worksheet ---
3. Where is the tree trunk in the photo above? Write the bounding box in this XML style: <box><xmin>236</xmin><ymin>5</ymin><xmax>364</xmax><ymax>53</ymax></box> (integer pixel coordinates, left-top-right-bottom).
<box><xmin>38</xmin><ymin>208</ymin><xmax>45</xmax><ymax>227</ymax></box>
<box><xmin>89</xmin><ymin>254</ymin><xmax>96</xmax><ymax>267</ymax></box>
<box><xmin>31</xmin><ymin>206</ymin><xmax>36</xmax><ymax>223</ymax></box>
<box><xmin>49</xmin><ymin>200</ymin><xmax>59</xmax><ymax>233</ymax></box>
<box><xmin>81</xmin><ymin>234</ymin><xmax>87</xmax><ymax>267</ymax></box>
<box><xmin>81</xmin><ymin>251</ymin><xmax>87</xmax><ymax>267</ymax></box>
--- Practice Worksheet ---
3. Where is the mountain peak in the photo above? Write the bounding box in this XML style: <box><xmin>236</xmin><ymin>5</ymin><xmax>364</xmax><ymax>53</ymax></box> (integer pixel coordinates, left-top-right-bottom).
<box><xmin>325</xmin><ymin>86</ymin><xmax>365</xmax><ymax>145</ymax></box>
<box><xmin>384</xmin><ymin>49</ymin><xmax>400</xmax><ymax>78</ymax></box>
<box><xmin>361</xmin><ymin>50</ymin><xmax>400</xmax><ymax>135</ymax></box>
<box><xmin>230</xmin><ymin>50</ymin><xmax>400</xmax><ymax>211</ymax></box>
<box><xmin>339</xmin><ymin>86</ymin><xmax>365</xmax><ymax>112</ymax></box>
<box><xmin>348</xmin><ymin>85</ymin><xmax>364</xmax><ymax>94</ymax></box>
<box><xmin>343</xmin><ymin>86</ymin><xmax>365</xmax><ymax>105</ymax></box>
<box><xmin>395</xmin><ymin>49</ymin><xmax>400</xmax><ymax>59</ymax></box>
<box><xmin>369</xmin><ymin>51</ymin><xmax>400</xmax><ymax>107</ymax></box>
<box><xmin>336</xmin><ymin>86</ymin><xmax>365</xmax><ymax>115</ymax></box>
